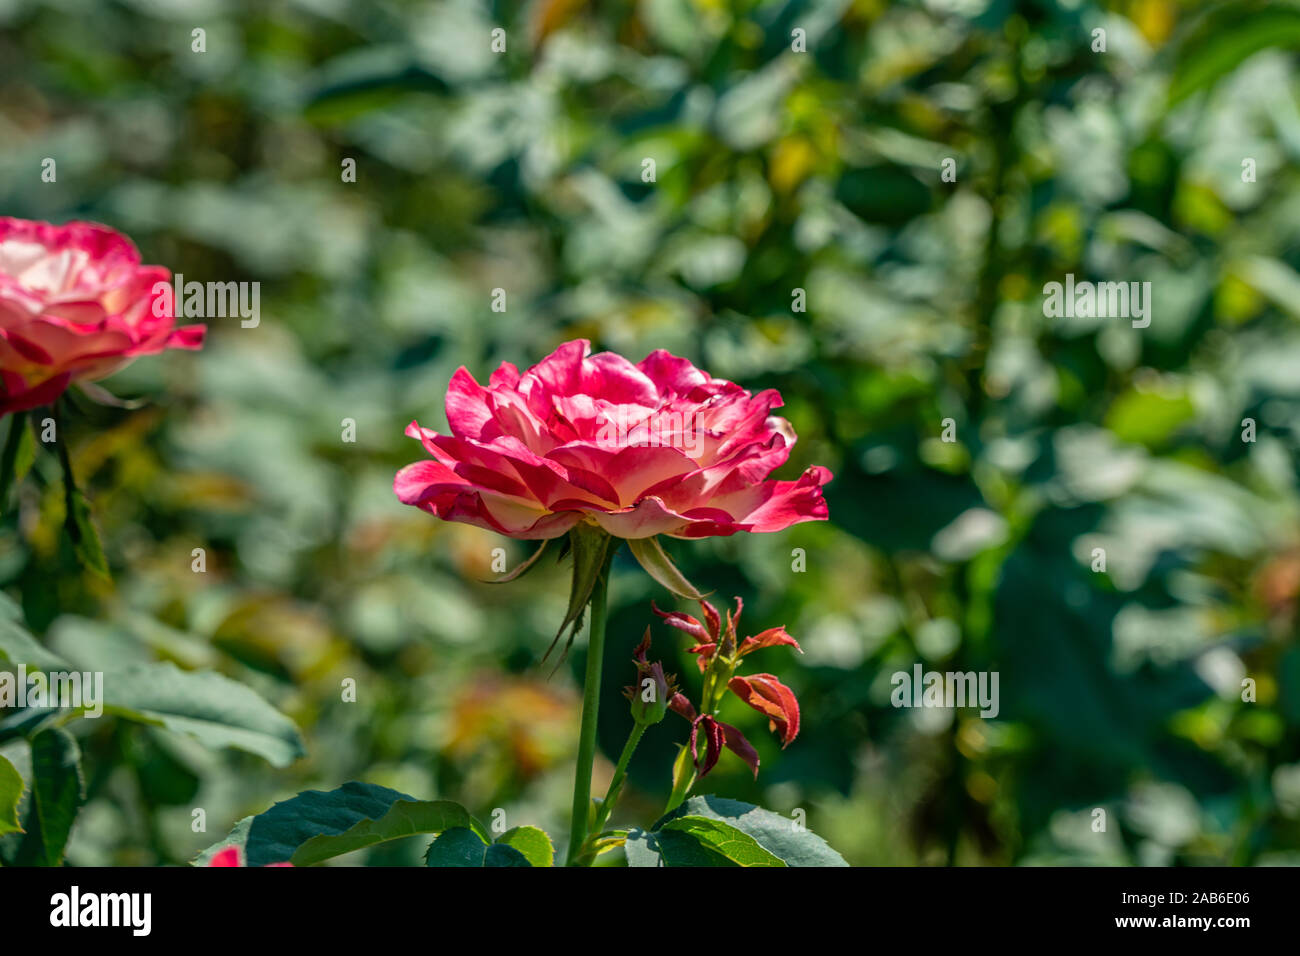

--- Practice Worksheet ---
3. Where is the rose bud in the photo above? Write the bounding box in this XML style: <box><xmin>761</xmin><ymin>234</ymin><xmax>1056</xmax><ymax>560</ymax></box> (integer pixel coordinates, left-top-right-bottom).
<box><xmin>622</xmin><ymin>628</ymin><xmax>673</xmax><ymax>726</ymax></box>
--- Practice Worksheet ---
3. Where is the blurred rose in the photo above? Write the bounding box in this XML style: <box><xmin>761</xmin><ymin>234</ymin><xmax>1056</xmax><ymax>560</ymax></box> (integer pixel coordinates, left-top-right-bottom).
<box><xmin>395</xmin><ymin>339</ymin><xmax>830</xmax><ymax>539</ymax></box>
<box><xmin>0</xmin><ymin>218</ymin><xmax>205</xmax><ymax>415</ymax></box>
<box><xmin>446</xmin><ymin>674</ymin><xmax>576</xmax><ymax>781</ymax></box>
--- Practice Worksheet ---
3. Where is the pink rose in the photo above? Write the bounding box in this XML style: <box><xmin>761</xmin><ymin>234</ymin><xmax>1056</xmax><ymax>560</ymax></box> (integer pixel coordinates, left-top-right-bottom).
<box><xmin>395</xmin><ymin>339</ymin><xmax>830</xmax><ymax>539</ymax></box>
<box><xmin>0</xmin><ymin>218</ymin><xmax>205</xmax><ymax>415</ymax></box>
<box><xmin>207</xmin><ymin>847</ymin><xmax>292</xmax><ymax>867</ymax></box>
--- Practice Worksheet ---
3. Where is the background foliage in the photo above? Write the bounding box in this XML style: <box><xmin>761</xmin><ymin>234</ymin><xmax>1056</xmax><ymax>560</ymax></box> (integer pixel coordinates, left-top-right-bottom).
<box><xmin>2</xmin><ymin>0</ymin><xmax>1299</xmax><ymax>865</ymax></box>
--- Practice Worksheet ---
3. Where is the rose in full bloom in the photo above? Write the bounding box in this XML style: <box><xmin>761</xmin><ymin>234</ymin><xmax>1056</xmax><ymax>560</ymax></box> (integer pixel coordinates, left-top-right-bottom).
<box><xmin>394</xmin><ymin>339</ymin><xmax>830</xmax><ymax>539</ymax></box>
<box><xmin>0</xmin><ymin>218</ymin><xmax>205</xmax><ymax>415</ymax></box>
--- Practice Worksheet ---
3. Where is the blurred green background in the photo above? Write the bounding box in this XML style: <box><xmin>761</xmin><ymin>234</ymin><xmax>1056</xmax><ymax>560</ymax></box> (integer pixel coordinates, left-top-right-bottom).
<box><xmin>2</xmin><ymin>0</ymin><xmax>1300</xmax><ymax>865</ymax></box>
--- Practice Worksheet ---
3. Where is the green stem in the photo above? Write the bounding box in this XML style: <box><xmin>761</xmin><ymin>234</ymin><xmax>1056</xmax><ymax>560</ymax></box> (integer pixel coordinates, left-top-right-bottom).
<box><xmin>0</xmin><ymin>410</ymin><xmax>29</xmax><ymax>511</ymax></box>
<box><xmin>565</xmin><ymin>542</ymin><xmax>615</xmax><ymax>866</ymax></box>
<box><xmin>52</xmin><ymin>401</ymin><xmax>79</xmax><ymax>532</ymax></box>
<box><xmin>663</xmin><ymin>745</ymin><xmax>696</xmax><ymax>815</ymax></box>
<box><xmin>578</xmin><ymin>722</ymin><xmax>646</xmax><ymax>863</ymax></box>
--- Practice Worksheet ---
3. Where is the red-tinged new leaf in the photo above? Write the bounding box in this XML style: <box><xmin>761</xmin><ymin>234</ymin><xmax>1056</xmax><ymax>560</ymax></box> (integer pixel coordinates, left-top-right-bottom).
<box><xmin>700</xmin><ymin>599</ymin><xmax>721</xmax><ymax>640</ymax></box>
<box><xmin>689</xmin><ymin>715</ymin><xmax>725</xmax><ymax>777</ymax></box>
<box><xmin>652</xmin><ymin>601</ymin><xmax>712</xmax><ymax>643</ymax></box>
<box><xmin>686</xmin><ymin>642</ymin><xmax>717</xmax><ymax>672</ymax></box>
<box><xmin>669</xmin><ymin>693</ymin><xmax>697</xmax><ymax>721</ymax></box>
<box><xmin>632</xmin><ymin>627</ymin><xmax>652</xmax><ymax>662</ymax></box>
<box><xmin>728</xmin><ymin>673</ymin><xmax>801</xmax><ymax>746</ymax></box>
<box><xmin>726</xmin><ymin>596</ymin><xmax>743</xmax><ymax>637</ymax></box>
<box><xmin>739</xmin><ymin>626</ymin><xmax>802</xmax><ymax>657</ymax></box>
<box><xmin>718</xmin><ymin>719</ymin><xmax>760</xmax><ymax>779</ymax></box>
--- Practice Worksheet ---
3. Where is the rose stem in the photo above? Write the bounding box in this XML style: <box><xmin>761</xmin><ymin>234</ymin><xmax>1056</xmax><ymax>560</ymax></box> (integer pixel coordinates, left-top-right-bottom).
<box><xmin>579</xmin><ymin>722</ymin><xmax>647</xmax><ymax>863</ymax></box>
<box><xmin>565</xmin><ymin>544</ymin><xmax>616</xmax><ymax>866</ymax></box>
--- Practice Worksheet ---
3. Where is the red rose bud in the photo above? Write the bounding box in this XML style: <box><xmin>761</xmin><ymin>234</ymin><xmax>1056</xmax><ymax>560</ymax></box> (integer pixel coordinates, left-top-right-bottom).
<box><xmin>623</xmin><ymin>629</ymin><xmax>673</xmax><ymax>726</ymax></box>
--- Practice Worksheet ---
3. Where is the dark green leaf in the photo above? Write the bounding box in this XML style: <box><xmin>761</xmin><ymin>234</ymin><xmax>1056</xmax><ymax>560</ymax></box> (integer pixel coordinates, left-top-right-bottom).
<box><xmin>293</xmin><ymin>799</ymin><xmax>487</xmax><ymax>865</ymax></box>
<box><xmin>203</xmin><ymin>783</ymin><xmax>488</xmax><ymax>866</ymax></box>
<box><xmin>483</xmin><ymin>843</ymin><xmax>531</xmax><ymax>866</ymax></box>
<box><xmin>12</xmin><ymin>727</ymin><xmax>84</xmax><ymax>865</ymax></box>
<box><xmin>425</xmin><ymin>827</ymin><xmax>488</xmax><ymax>866</ymax></box>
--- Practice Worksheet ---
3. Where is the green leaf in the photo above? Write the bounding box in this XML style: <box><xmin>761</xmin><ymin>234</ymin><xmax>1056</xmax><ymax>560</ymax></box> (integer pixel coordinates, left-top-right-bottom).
<box><xmin>201</xmin><ymin>782</ymin><xmax>487</xmax><ymax>866</ymax></box>
<box><xmin>489</xmin><ymin>540</ymin><xmax>549</xmax><ymax>583</ymax></box>
<box><xmin>0</xmin><ymin>754</ymin><xmax>23</xmax><ymax>837</ymax></box>
<box><xmin>12</xmin><ymin>727</ymin><xmax>84</xmax><ymax>865</ymax></box>
<box><xmin>100</xmin><ymin>661</ymin><xmax>305</xmax><ymax>767</ymax></box>
<box><xmin>627</xmin><ymin>535</ymin><xmax>706</xmax><ymax>600</ymax></box>
<box><xmin>67</xmin><ymin>489</ymin><xmax>109</xmax><ymax>580</ymax></box>
<box><xmin>0</xmin><ymin>604</ymin><xmax>71</xmax><ymax>672</ymax></box>
<box><xmin>484</xmin><ymin>843</ymin><xmax>531</xmax><ymax>866</ymax></box>
<box><xmin>1105</xmin><ymin>388</ymin><xmax>1195</xmax><ymax>448</ymax></box>
<box><xmin>544</xmin><ymin>523</ymin><xmax>612</xmax><ymax>663</ymax></box>
<box><xmin>1169</xmin><ymin>8</ymin><xmax>1300</xmax><ymax>105</ymax></box>
<box><xmin>655</xmin><ymin>796</ymin><xmax>848</xmax><ymax>866</ymax></box>
<box><xmin>0</xmin><ymin>708</ymin><xmax>58</xmax><ymax>746</ymax></box>
<box><xmin>192</xmin><ymin>816</ymin><xmax>251</xmax><ymax>866</ymax></box>
<box><xmin>653</xmin><ymin>827</ymin><xmax>739</xmax><ymax>866</ymax></box>
<box><xmin>425</xmin><ymin>827</ymin><xmax>488</xmax><ymax>866</ymax></box>
<box><xmin>292</xmin><ymin>799</ymin><xmax>487</xmax><ymax>866</ymax></box>
<box><xmin>623</xmin><ymin>828</ymin><xmax>664</xmax><ymax>867</ymax></box>
<box><xmin>304</xmin><ymin>46</ymin><xmax>450</xmax><ymax>123</ymax></box>
<box><xmin>495</xmin><ymin>825</ymin><xmax>554</xmax><ymax>866</ymax></box>
<box><xmin>421</xmin><ymin>825</ymin><xmax>541</xmax><ymax>867</ymax></box>
<box><xmin>76</xmin><ymin>381</ymin><xmax>147</xmax><ymax>409</ymax></box>
<box><xmin>660</xmin><ymin>815</ymin><xmax>786</xmax><ymax>866</ymax></box>
<box><xmin>242</xmin><ymin>783</ymin><xmax>417</xmax><ymax>866</ymax></box>
<box><xmin>97</xmin><ymin>660</ymin><xmax>302</xmax><ymax>764</ymax></box>
<box><xmin>0</xmin><ymin>605</ymin><xmax>301</xmax><ymax>767</ymax></box>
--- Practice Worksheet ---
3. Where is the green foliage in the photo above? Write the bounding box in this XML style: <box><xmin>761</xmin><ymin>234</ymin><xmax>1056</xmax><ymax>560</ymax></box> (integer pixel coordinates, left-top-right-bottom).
<box><xmin>291</xmin><ymin>798</ymin><xmax>489</xmax><ymax>866</ymax></box>
<box><xmin>625</xmin><ymin>795</ymin><xmax>846</xmax><ymax>867</ymax></box>
<box><xmin>199</xmin><ymin>782</ymin><xmax>482</xmax><ymax>866</ymax></box>
<box><xmin>628</xmin><ymin>536</ymin><xmax>707</xmax><ymax>600</ymax></box>
<box><xmin>1</xmin><ymin>728</ymin><xmax>84</xmax><ymax>866</ymax></box>
<box><xmin>98</xmin><ymin>663</ymin><xmax>305</xmax><ymax>768</ymax></box>
<box><xmin>423</xmin><ymin>827</ymin><xmax>531</xmax><ymax>867</ymax></box>
<box><xmin>0</xmin><ymin>754</ymin><xmax>23</xmax><ymax>837</ymax></box>
<box><xmin>494</xmin><ymin>826</ymin><xmax>555</xmax><ymax>867</ymax></box>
